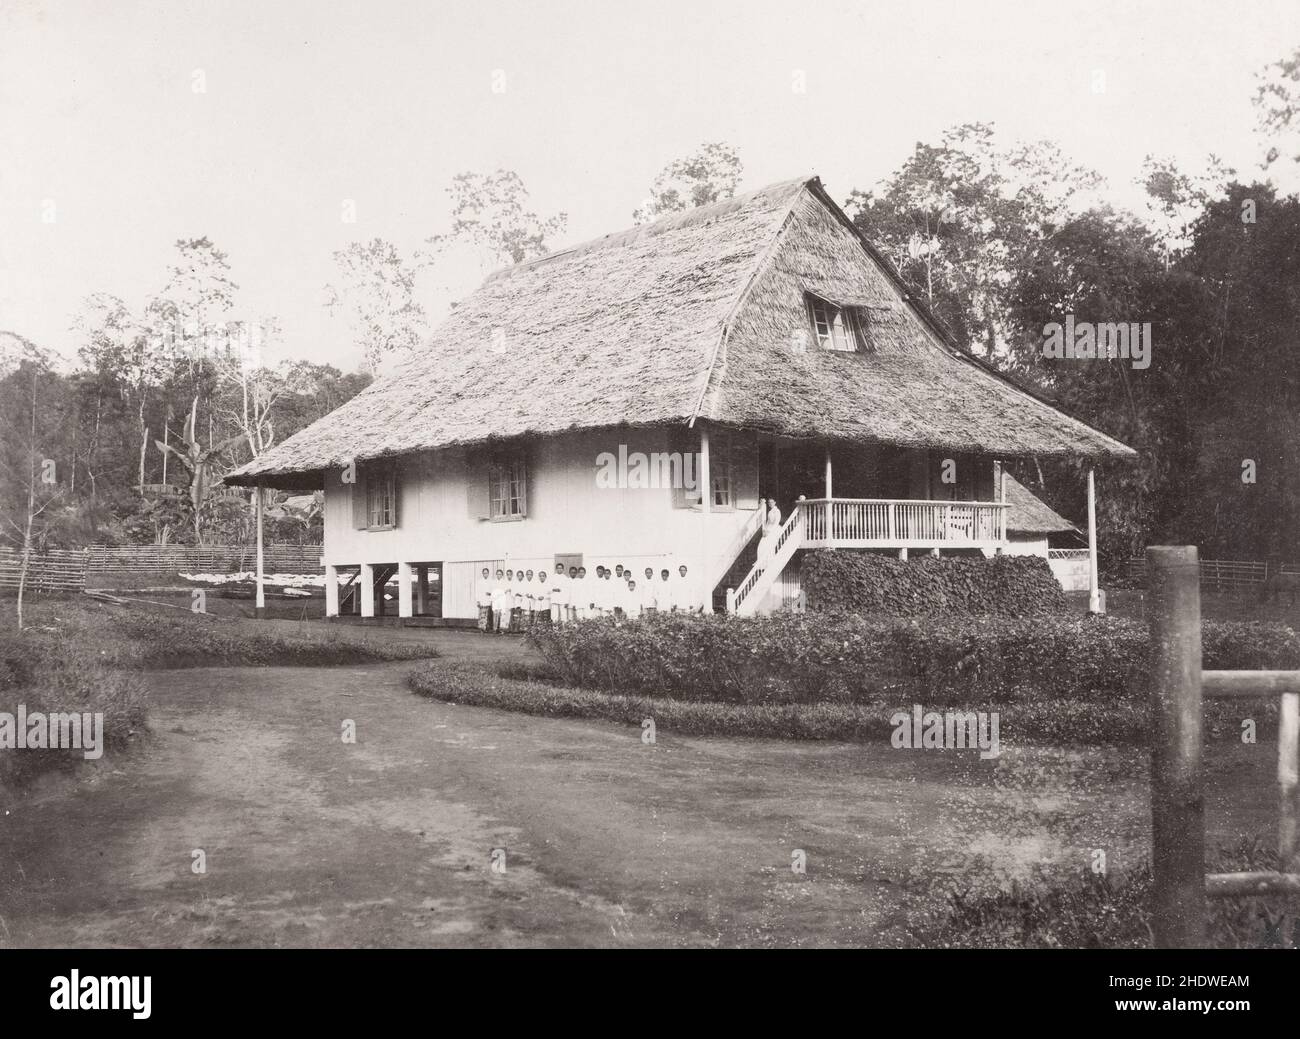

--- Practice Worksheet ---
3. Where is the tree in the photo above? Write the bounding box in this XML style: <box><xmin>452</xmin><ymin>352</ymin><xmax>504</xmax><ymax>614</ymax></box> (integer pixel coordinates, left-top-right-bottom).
<box><xmin>324</xmin><ymin>238</ymin><xmax>429</xmax><ymax>372</ymax></box>
<box><xmin>1135</xmin><ymin>154</ymin><xmax>1233</xmax><ymax>256</ymax></box>
<box><xmin>847</xmin><ymin>124</ymin><xmax>1103</xmax><ymax>358</ymax></box>
<box><xmin>426</xmin><ymin>169</ymin><xmax>567</xmax><ymax>268</ymax></box>
<box><xmin>0</xmin><ymin>345</ymin><xmax>68</xmax><ymax>627</ymax></box>
<box><xmin>154</xmin><ymin>397</ymin><xmax>244</xmax><ymax>545</ymax></box>
<box><xmin>1254</xmin><ymin>45</ymin><xmax>1300</xmax><ymax>170</ymax></box>
<box><xmin>633</xmin><ymin>142</ymin><xmax>742</xmax><ymax>223</ymax></box>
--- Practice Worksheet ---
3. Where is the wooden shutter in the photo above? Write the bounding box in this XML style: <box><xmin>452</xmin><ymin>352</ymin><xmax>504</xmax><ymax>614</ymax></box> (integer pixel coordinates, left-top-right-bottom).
<box><xmin>351</xmin><ymin>465</ymin><xmax>369</xmax><ymax>529</ymax></box>
<box><xmin>669</xmin><ymin>426</ymin><xmax>696</xmax><ymax>509</ymax></box>
<box><xmin>466</xmin><ymin>449</ymin><xmax>490</xmax><ymax>520</ymax></box>
<box><xmin>389</xmin><ymin>464</ymin><xmax>400</xmax><ymax>528</ymax></box>
<box><xmin>734</xmin><ymin>432</ymin><xmax>759</xmax><ymax>510</ymax></box>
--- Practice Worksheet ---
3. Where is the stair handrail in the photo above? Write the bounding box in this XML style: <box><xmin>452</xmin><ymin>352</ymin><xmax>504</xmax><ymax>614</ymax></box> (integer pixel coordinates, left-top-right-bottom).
<box><xmin>707</xmin><ymin>504</ymin><xmax>767</xmax><ymax>598</ymax></box>
<box><xmin>729</xmin><ymin>507</ymin><xmax>804</xmax><ymax>614</ymax></box>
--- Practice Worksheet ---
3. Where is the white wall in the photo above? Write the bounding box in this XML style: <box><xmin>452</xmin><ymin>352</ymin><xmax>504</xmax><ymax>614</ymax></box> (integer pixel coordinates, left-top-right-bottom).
<box><xmin>323</xmin><ymin>427</ymin><xmax>757</xmax><ymax>618</ymax></box>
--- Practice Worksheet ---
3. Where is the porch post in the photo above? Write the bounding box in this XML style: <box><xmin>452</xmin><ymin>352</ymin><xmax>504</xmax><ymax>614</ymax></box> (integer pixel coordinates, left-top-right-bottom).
<box><xmin>416</xmin><ymin>565</ymin><xmax>428</xmax><ymax>615</ymax></box>
<box><xmin>255</xmin><ymin>482</ymin><xmax>266</xmax><ymax>618</ymax></box>
<box><xmin>360</xmin><ymin>563</ymin><xmax>376</xmax><ymax>618</ymax></box>
<box><xmin>325</xmin><ymin>564</ymin><xmax>340</xmax><ymax>618</ymax></box>
<box><xmin>1087</xmin><ymin>467</ymin><xmax>1101</xmax><ymax>613</ymax></box>
<box><xmin>824</xmin><ymin>447</ymin><xmax>833</xmax><ymax>543</ymax></box>
<box><xmin>998</xmin><ymin>462</ymin><xmax>1008</xmax><ymax>542</ymax></box>
<box><xmin>699</xmin><ymin>425</ymin><xmax>711</xmax><ymax>514</ymax></box>
<box><xmin>398</xmin><ymin>562</ymin><xmax>414</xmax><ymax>619</ymax></box>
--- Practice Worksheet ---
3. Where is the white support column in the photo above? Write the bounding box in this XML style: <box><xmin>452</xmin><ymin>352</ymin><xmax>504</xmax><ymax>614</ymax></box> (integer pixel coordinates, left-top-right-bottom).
<box><xmin>699</xmin><ymin>425</ymin><xmax>711</xmax><ymax>513</ymax></box>
<box><xmin>416</xmin><ymin>565</ymin><xmax>428</xmax><ymax>615</ymax></box>
<box><xmin>325</xmin><ymin>565</ymin><xmax>340</xmax><ymax>618</ymax></box>
<box><xmin>360</xmin><ymin>563</ymin><xmax>376</xmax><ymax>618</ymax></box>
<box><xmin>824</xmin><ymin>447</ymin><xmax>833</xmax><ymax>542</ymax></box>
<box><xmin>898</xmin><ymin>548</ymin><xmax>909</xmax><ymax>561</ymax></box>
<box><xmin>255</xmin><ymin>483</ymin><xmax>266</xmax><ymax>617</ymax></box>
<box><xmin>1087</xmin><ymin>467</ymin><xmax>1101</xmax><ymax>613</ymax></box>
<box><xmin>398</xmin><ymin>562</ymin><xmax>414</xmax><ymax>619</ymax></box>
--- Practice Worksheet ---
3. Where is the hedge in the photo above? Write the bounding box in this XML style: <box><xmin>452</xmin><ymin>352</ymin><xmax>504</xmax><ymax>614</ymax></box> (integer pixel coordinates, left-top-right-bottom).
<box><xmin>801</xmin><ymin>550</ymin><xmax>1068</xmax><ymax>617</ymax></box>
<box><xmin>529</xmin><ymin>612</ymin><xmax>1300</xmax><ymax>708</ymax></box>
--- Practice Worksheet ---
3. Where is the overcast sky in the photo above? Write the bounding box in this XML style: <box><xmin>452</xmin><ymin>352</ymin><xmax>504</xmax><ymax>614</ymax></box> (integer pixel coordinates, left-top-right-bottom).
<box><xmin>3</xmin><ymin>0</ymin><xmax>1298</xmax><ymax>372</ymax></box>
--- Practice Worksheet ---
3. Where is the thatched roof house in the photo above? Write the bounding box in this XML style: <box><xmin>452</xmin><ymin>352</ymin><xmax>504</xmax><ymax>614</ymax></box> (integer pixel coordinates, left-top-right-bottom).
<box><xmin>228</xmin><ymin>176</ymin><xmax>1131</xmax><ymax>491</ymax></box>
<box><xmin>227</xmin><ymin>175</ymin><xmax>1133</xmax><ymax>621</ymax></box>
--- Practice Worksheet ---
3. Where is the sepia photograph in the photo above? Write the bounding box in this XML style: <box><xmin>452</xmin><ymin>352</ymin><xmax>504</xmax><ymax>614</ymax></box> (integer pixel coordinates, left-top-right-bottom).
<box><xmin>2</xmin><ymin>0</ymin><xmax>1300</xmax><ymax>1016</ymax></box>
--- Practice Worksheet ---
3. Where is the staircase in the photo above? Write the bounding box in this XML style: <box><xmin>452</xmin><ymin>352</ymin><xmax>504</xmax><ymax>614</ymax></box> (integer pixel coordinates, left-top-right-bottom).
<box><xmin>712</xmin><ymin>527</ymin><xmax>763</xmax><ymax>612</ymax></box>
<box><xmin>340</xmin><ymin>564</ymin><xmax>398</xmax><ymax>616</ymax></box>
<box><xmin>728</xmin><ymin>509</ymin><xmax>805</xmax><ymax>616</ymax></box>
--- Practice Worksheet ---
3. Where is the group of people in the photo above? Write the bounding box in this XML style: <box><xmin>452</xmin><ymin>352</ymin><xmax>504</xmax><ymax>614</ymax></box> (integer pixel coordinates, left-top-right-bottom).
<box><xmin>476</xmin><ymin>562</ymin><xmax>703</xmax><ymax>634</ymax></box>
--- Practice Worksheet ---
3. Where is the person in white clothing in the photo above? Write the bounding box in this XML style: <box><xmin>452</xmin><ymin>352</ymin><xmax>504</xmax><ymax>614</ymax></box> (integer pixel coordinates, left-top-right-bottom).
<box><xmin>641</xmin><ymin>569</ymin><xmax>659</xmax><ymax>613</ymax></box>
<box><xmin>476</xmin><ymin>567</ymin><xmax>493</xmax><ymax>632</ymax></box>
<box><xmin>757</xmin><ymin>498</ymin><xmax>782</xmax><ymax>566</ymax></box>
<box><xmin>676</xmin><ymin>564</ymin><xmax>699</xmax><ymax>614</ymax></box>
<box><xmin>491</xmin><ymin>570</ymin><xmax>510</xmax><ymax>634</ymax></box>
<box><xmin>572</xmin><ymin>566</ymin><xmax>589</xmax><ymax>620</ymax></box>
<box><xmin>550</xmin><ymin>563</ymin><xmax>569</xmax><ymax>625</ymax></box>
<box><xmin>534</xmin><ymin>571</ymin><xmax>551</xmax><ymax>627</ymax></box>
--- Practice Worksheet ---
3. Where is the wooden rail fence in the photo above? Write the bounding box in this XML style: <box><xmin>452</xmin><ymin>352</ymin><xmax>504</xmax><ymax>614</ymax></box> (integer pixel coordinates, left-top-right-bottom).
<box><xmin>0</xmin><ymin>549</ymin><xmax>91</xmax><ymax>591</ymax></box>
<box><xmin>1128</xmin><ymin>555</ymin><xmax>1299</xmax><ymax>589</ymax></box>
<box><xmin>1</xmin><ymin>544</ymin><xmax>324</xmax><ymax>594</ymax></box>
<box><xmin>1147</xmin><ymin>545</ymin><xmax>1300</xmax><ymax>948</ymax></box>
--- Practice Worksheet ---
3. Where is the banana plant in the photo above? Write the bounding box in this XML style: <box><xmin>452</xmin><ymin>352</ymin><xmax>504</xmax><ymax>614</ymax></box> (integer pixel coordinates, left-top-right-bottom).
<box><xmin>155</xmin><ymin>397</ymin><xmax>245</xmax><ymax>545</ymax></box>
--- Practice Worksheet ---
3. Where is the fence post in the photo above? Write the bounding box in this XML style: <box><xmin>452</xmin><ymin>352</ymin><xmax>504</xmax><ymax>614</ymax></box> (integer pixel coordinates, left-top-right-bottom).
<box><xmin>1147</xmin><ymin>545</ymin><xmax>1206</xmax><ymax>948</ymax></box>
<box><xmin>1280</xmin><ymin>691</ymin><xmax>1300</xmax><ymax>875</ymax></box>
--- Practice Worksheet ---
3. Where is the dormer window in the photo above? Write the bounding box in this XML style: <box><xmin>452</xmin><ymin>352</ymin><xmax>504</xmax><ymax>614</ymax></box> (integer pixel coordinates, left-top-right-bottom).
<box><xmin>807</xmin><ymin>294</ymin><xmax>862</xmax><ymax>352</ymax></box>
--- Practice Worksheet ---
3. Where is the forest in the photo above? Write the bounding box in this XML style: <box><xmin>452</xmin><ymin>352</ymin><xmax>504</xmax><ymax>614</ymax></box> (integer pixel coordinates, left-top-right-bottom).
<box><xmin>3</xmin><ymin>45</ymin><xmax>1299</xmax><ymax>570</ymax></box>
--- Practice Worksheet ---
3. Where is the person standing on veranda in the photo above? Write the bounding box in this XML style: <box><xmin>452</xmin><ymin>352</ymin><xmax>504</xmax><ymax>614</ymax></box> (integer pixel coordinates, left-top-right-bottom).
<box><xmin>758</xmin><ymin>498</ymin><xmax>782</xmax><ymax>566</ymax></box>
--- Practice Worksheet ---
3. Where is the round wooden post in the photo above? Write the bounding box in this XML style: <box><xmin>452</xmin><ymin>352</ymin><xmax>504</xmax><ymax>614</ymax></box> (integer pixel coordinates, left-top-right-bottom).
<box><xmin>254</xmin><ymin>483</ymin><xmax>266</xmax><ymax>619</ymax></box>
<box><xmin>1147</xmin><ymin>545</ymin><xmax>1206</xmax><ymax>948</ymax></box>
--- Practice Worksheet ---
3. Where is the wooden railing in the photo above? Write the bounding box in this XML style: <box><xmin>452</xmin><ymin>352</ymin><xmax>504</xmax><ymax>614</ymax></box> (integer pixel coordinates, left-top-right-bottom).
<box><xmin>729</xmin><ymin>508</ymin><xmax>805</xmax><ymax>615</ymax></box>
<box><xmin>1147</xmin><ymin>546</ymin><xmax>1300</xmax><ymax>948</ymax></box>
<box><xmin>799</xmin><ymin>498</ymin><xmax>1007</xmax><ymax>547</ymax></box>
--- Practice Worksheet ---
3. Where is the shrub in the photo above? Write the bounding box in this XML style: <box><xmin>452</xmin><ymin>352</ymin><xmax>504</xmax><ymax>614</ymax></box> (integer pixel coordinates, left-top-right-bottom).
<box><xmin>802</xmin><ymin>550</ymin><xmax>1069</xmax><ymax>617</ymax></box>
<box><xmin>530</xmin><ymin>612</ymin><xmax>1300</xmax><ymax>712</ymax></box>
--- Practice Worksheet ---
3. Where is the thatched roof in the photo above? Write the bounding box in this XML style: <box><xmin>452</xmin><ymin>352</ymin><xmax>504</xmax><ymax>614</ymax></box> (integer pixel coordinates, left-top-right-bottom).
<box><xmin>1004</xmin><ymin>473</ymin><xmax>1079</xmax><ymax>535</ymax></box>
<box><xmin>227</xmin><ymin>176</ymin><xmax>1133</xmax><ymax>487</ymax></box>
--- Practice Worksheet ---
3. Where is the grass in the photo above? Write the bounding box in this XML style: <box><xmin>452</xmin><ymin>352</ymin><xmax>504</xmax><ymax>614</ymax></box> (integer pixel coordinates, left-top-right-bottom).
<box><xmin>11</xmin><ymin>597</ymin><xmax>438</xmax><ymax>669</ymax></box>
<box><xmin>902</xmin><ymin>836</ymin><xmax>1300</xmax><ymax>949</ymax></box>
<box><xmin>1</xmin><ymin>597</ymin><xmax>439</xmax><ymax>787</ymax></box>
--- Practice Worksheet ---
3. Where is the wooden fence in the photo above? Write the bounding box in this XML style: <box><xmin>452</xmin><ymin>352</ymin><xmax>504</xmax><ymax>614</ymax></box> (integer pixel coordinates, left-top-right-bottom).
<box><xmin>85</xmin><ymin>544</ymin><xmax>323</xmax><ymax>573</ymax></box>
<box><xmin>0</xmin><ymin>549</ymin><xmax>90</xmax><ymax>591</ymax></box>
<box><xmin>1127</xmin><ymin>555</ymin><xmax>1299</xmax><ymax>589</ymax></box>
<box><xmin>1147</xmin><ymin>546</ymin><xmax>1300</xmax><ymax>948</ymax></box>
<box><xmin>0</xmin><ymin>544</ymin><xmax>324</xmax><ymax>594</ymax></box>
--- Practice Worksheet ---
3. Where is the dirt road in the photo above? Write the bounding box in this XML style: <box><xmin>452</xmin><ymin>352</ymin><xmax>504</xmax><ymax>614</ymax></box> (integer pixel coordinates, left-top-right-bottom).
<box><xmin>0</xmin><ymin>636</ymin><xmax>1277</xmax><ymax>947</ymax></box>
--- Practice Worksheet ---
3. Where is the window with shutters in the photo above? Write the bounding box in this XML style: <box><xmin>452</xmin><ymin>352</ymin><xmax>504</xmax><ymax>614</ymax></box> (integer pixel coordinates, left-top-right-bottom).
<box><xmin>366</xmin><ymin>466</ymin><xmax>397</xmax><ymax>529</ymax></box>
<box><xmin>489</xmin><ymin>455</ymin><xmax>527</xmax><ymax>520</ymax></box>
<box><xmin>806</xmin><ymin>293</ymin><xmax>862</xmax><ymax>352</ymax></box>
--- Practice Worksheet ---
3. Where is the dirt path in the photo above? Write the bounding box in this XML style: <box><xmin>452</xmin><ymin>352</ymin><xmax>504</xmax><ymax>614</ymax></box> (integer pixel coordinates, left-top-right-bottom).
<box><xmin>0</xmin><ymin>638</ymin><xmax>1279</xmax><ymax>947</ymax></box>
